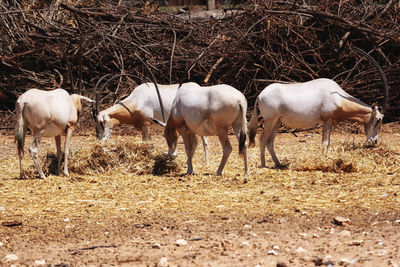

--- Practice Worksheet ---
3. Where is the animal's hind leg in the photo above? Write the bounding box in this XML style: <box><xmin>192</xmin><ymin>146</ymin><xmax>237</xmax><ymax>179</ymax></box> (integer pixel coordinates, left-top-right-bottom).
<box><xmin>216</xmin><ymin>128</ymin><xmax>232</xmax><ymax>176</ymax></box>
<box><xmin>266</xmin><ymin>120</ymin><xmax>281</xmax><ymax>167</ymax></box>
<box><xmin>55</xmin><ymin>135</ymin><xmax>62</xmax><ymax>175</ymax></box>
<box><xmin>178</xmin><ymin>126</ymin><xmax>198</xmax><ymax>175</ymax></box>
<box><xmin>259</xmin><ymin>126</ymin><xmax>270</xmax><ymax>168</ymax></box>
<box><xmin>17</xmin><ymin>127</ymin><xmax>27</xmax><ymax>179</ymax></box>
<box><xmin>63</xmin><ymin>127</ymin><xmax>73</xmax><ymax>177</ymax></box>
<box><xmin>232</xmin><ymin>124</ymin><xmax>248</xmax><ymax>175</ymax></box>
<box><xmin>29</xmin><ymin>132</ymin><xmax>45</xmax><ymax>179</ymax></box>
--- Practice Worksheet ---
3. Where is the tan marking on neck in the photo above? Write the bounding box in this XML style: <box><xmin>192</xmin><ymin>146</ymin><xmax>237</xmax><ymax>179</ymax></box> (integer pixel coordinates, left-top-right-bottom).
<box><xmin>330</xmin><ymin>99</ymin><xmax>371</xmax><ymax>123</ymax></box>
<box><xmin>106</xmin><ymin>103</ymin><xmax>147</xmax><ymax>129</ymax></box>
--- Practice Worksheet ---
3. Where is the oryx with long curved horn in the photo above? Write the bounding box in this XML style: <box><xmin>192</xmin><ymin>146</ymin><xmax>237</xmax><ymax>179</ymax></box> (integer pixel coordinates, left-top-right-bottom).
<box><xmin>248</xmin><ymin>47</ymin><xmax>389</xmax><ymax>168</ymax></box>
<box><xmin>91</xmin><ymin>75</ymin><xmax>209</xmax><ymax>164</ymax></box>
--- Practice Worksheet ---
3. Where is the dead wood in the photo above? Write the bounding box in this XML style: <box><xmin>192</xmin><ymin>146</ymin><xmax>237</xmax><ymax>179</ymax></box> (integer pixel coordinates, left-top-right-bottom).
<box><xmin>0</xmin><ymin>0</ymin><xmax>399</xmax><ymax>124</ymax></box>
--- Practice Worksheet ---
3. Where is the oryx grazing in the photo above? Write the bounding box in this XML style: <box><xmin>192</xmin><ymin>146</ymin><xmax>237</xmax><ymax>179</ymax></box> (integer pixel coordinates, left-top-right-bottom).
<box><xmin>159</xmin><ymin>83</ymin><xmax>248</xmax><ymax>176</ymax></box>
<box><xmin>15</xmin><ymin>88</ymin><xmax>94</xmax><ymax>179</ymax></box>
<box><xmin>248</xmin><ymin>78</ymin><xmax>385</xmax><ymax>168</ymax></box>
<box><xmin>92</xmin><ymin>82</ymin><xmax>209</xmax><ymax>164</ymax></box>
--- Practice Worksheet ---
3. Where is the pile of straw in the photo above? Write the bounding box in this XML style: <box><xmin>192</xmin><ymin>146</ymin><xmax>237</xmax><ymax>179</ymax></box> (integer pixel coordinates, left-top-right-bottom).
<box><xmin>25</xmin><ymin>139</ymin><xmax>180</xmax><ymax>177</ymax></box>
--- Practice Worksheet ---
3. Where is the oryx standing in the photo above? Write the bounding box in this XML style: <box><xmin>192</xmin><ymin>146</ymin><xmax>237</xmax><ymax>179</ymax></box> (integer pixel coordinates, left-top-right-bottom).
<box><xmin>15</xmin><ymin>88</ymin><xmax>94</xmax><ymax>178</ymax></box>
<box><xmin>92</xmin><ymin>82</ymin><xmax>209</xmax><ymax>164</ymax></box>
<box><xmin>159</xmin><ymin>83</ymin><xmax>248</xmax><ymax>176</ymax></box>
<box><xmin>248</xmin><ymin>78</ymin><xmax>386</xmax><ymax>168</ymax></box>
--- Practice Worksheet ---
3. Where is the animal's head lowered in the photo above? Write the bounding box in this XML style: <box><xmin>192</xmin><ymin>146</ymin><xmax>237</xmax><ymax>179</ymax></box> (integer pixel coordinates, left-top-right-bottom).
<box><xmin>95</xmin><ymin>112</ymin><xmax>114</xmax><ymax>141</ymax></box>
<box><xmin>364</xmin><ymin>105</ymin><xmax>384</xmax><ymax>145</ymax></box>
<box><xmin>164</xmin><ymin>120</ymin><xmax>178</xmax><ymax>157</ymax></box>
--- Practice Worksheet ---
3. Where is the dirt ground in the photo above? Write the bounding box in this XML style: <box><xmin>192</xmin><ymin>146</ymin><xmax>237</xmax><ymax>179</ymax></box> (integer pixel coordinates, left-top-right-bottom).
<box><xmin>1</xmin><ymin>123</ymin><xmax>400</xmax><ymax>267</ymax></box>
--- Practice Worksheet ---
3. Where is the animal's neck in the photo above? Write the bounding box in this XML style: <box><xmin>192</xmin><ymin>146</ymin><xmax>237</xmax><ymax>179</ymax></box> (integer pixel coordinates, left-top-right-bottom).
<box><xmin>106</xmin><ymin>104</ymin><xmax>133</xmax><ymax>125</ymax></box>
<box><xmin>340</xmin><ymin>99</ymin><xmax>372</xmax><ymax>123</ymax></box>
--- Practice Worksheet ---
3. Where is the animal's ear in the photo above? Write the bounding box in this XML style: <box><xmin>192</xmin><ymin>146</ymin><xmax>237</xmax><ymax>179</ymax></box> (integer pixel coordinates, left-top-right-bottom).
<box><xmin>152</xmin><ymin>118</ymin><xmax>166</xmax><ymax>127</ymax></box>
<box><xmin>80</xmin><ymin>96</ymin><xmax>95</xmax><ymax>103</ymax></box>
<box><xmin>371</xmin><ymin>105</ymin><xmax>378</xmax><ymax>115</ymax></box>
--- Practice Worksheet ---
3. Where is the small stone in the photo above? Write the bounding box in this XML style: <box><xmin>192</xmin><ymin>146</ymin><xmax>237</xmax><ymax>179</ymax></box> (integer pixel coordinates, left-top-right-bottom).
<box><xmin>243</xmin><ymin>224</ymin><xmax>252</xmax><ymax>229</ymax></box>
<box><xmin>34</xmin><ymin>259</ymin><xmax>46</xmax><ymax>266</ymax></box>
<box><xmin>301</xmin><ymin>211</ymin><xmax>308</xmax><ymax>216</ymax></box>
<box><xmin>251</xmin><ymin>233</ymin><xmax>257</xmax><ymax>237</ymax></box>
<box><xmin>395</xmin><ymin>219</ymin><xmax>400</xmax><ymax>224</ymax></box>
<box><xmin>333</xmin><ymin>216</ymin><xmax>351</xmax><ymax>226</ymax></box>
<box><xmin>0</xmin><ymin>206</ymin><xmax>5</xmax><ymax>211</ymax></box>
<box><xmin>329</xmin><ymin>228</ymin><xmax>335</xmax><ymax>234</ymax></box>
<box><xmin>276</xmin><ymin>262</ymin><xmax>288</xmax><ymax>267</ymax></box>
<box><xmin>339</xmin><ymin>258</ymin><xmax>351</xmax><ymax>265</ymax></box>
<box><xmin>152</xmin><ymin>243</ymin><xmax>161</xmax><ymax>249</ymax></box>
<box><xmin>339</xmin><ymin>230</ymin><xmax>351</xmax><ymax>237</ymax></box>
<box><xmin>157</xmin><ymin>257</ymin><xmax>169</xmax><ymax>267</ymax></box>
<box><xmin>63</xmin><ymin>218</ymin><xmax>70</xmax><ymax>222</ymax></box>
<box><xmin>299</xmin><ymin>233</ymin><xmax>307</xmax><ymax>237</ymax></box>
<box><xmin>3</xmin><ymin>254</ymin><xmax>18</xmax><ymax>263</ymax></box>
<box><xmin>267</xmin><ymin>249</ymin><xmax>278</xmax><ymax>256</ymax></box>
<box><xmin>377</xmin><ymin>249</ymin><xmax>388</xmax><ymax>256</ymax></box>
<box><xmin>240</xmin><ymin>241</ymin><xmax>250</xmax><ymax>248</ymax></box>
<box><xmin>0</xmin><ymin>241</ymin><xmax>3</xmax><ymax>247</ymax></box>
<box><xmin>312</xmin><ymin>233</ymin><xmax>319</xmax><ymax>238</ymax></box>
<box><xmin>345</xmin><ymin>239</ymin><xmax>364</xmax><ymax>246</ymax></box>
<box><xmin>295</xmin><ymin>247</ymin><xmax>306</xmax><ymax>254</ymax></box>
<box><xmin>176</xmin><ymin>239</ymin><xmax>187</xmax><ymax>246</ymax></box>
<box><xmin>273</xmin><ymin>245</ymin><xmax>280</xmax><ymax>250</ymax></box>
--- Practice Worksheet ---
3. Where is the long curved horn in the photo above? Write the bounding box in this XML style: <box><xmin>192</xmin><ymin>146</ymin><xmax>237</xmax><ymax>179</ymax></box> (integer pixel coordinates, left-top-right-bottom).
<box><xmin>92</xmin><ymin>73</ymin><xmax>114</xmax><ymax>120</ymax></box>
<box><xmin>352</xmin><ymin>46</ymin><xmax>389</xmax><ymax>113</ymax></box>
<box><xmin>133</xmin><ymin>52</ymin><xmax>166</xmax><ymax>123</ymax></box>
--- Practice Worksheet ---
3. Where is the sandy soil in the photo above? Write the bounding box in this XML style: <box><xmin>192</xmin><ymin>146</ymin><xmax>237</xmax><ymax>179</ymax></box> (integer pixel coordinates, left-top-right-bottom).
<box><xmin>1</xmin><ymin>123</ymin><xmax>400</xmax><ymax>267</ymax></box>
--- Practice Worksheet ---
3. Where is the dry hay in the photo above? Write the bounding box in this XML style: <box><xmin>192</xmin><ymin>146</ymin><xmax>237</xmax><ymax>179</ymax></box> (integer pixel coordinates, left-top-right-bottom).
<box><xmin>25</xmin><ymin>138</ymin><xmax>181</xmax><ymax>177</ymax></box>
<box><xmin>152</xmin><ymin>153</ymin><xmax>180</xmax><ymax>176</ymax></box>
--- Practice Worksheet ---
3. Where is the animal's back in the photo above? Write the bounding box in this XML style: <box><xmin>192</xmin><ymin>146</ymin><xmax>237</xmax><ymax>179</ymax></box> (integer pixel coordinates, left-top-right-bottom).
<box><xmin>173</xmin><ymin>84</ymin><xmax>246</xmax><ymax>136</ymax></box>
<box><xmin>122</xmin><ymin>83</ymin><xmax>181</xmax><ymax>120</ymax></box>
<box><xmin>258</xmin><ymin>78</ymin><xmax>346</xmax><ymax>128</ymax></box>
<box><xmin>18</xmin><ymin>89</ymin><xmax>74</xmax><ymax>136</ymax></box>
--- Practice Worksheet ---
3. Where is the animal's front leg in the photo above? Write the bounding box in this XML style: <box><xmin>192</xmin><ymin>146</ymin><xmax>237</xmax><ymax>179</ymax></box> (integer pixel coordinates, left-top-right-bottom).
<box><xmin>141</xmin><ymin>124</ymin><xmax>151</xmax><ymax>141</ymax></box>
<box><xmin>322</xmin><ymin>120</ymin><xmax>332</xmax><ymax>153</ymax></box>
<box><xmin>29</xmin><ymin>132</ymin><xmax>45</xmax><ymax>179</ymax></box>
<box><xmin>178</xmin><ymin>126</ymin><xmax>197</xmax><ymax>175</ymax></box>
<box><xmin>55</xmin><ymin>135</ymin><xmax>62</xmax><ymax>175</ymax></box>
<box><xmin>201</xmin><ymin>136</ymin><xmax>209</xmax><ymax>165</ymax></box>
<box><xmin>216</xmin><ymin>128</ymin><xmax>232</xmax><ymax>176</ymax></box>
<box><xmin>63</xmin><ymin>127</ymin><xmax>73</xmax><ymax>177</ymax></box>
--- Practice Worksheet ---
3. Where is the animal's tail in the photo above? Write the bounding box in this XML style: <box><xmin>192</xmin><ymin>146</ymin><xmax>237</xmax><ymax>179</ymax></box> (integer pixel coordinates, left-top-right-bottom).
<box><xmin>247</xmin><ymin>97</ymin><xmax>259</xmax><ymax>147</ymax></box>
<box><xmin>238</xmin><ymin>103</ymin><xmax>247</xmax><ymax>155</ymax></box>
<box><xmin>14</xmin><ymin>101</ymin><xmax>26</xmax><ymax>155</ymax></box>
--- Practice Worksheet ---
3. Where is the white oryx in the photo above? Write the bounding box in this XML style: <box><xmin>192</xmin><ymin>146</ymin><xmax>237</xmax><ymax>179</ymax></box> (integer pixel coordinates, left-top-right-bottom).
<box><xmin>248</xmin><ymin>78</ymin><xmax>385</xmax><ymax>168</ymax></box>
<box><xmin>15</xmin><ymin>88</ymin><xmax>94</xmax><ymax>179</ymax></box>
<box><xmin>92</xmin><ymin>82</ymin><xmax>209</xmax><ymax>164</ymax></box>
<box><xmin>156</xmin><ymin>83</ymin><xmax>248</xmax><ymax>176</ymax></box>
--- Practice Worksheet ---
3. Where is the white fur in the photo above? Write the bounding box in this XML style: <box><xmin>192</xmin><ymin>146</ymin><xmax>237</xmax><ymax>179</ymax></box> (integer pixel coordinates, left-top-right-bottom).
<box><xmin>95</xmin><ymin>82</ymin><xmax>209</xmax><ymax>164</ymax></box>
<box><xmin>248</xmin><ymin>78</ymin><xmax>384</xmax><ymax>167</ymax></box>
<box><xmin>164</xmin><ymin>83</ymin><xmax>248</xmax><ymax>176</ymax></box>
<box><xmin>15</xmin><ymin>88</ymin><xmax>94</xmax><ymax>178</ymax></box>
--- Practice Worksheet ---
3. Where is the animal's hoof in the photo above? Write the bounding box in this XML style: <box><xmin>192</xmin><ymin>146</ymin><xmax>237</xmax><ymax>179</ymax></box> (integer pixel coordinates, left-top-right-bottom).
<box><xmin>275</xmin><ymin>163</ymin><xmax>289</xmax><ymax>170</ymax></box>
